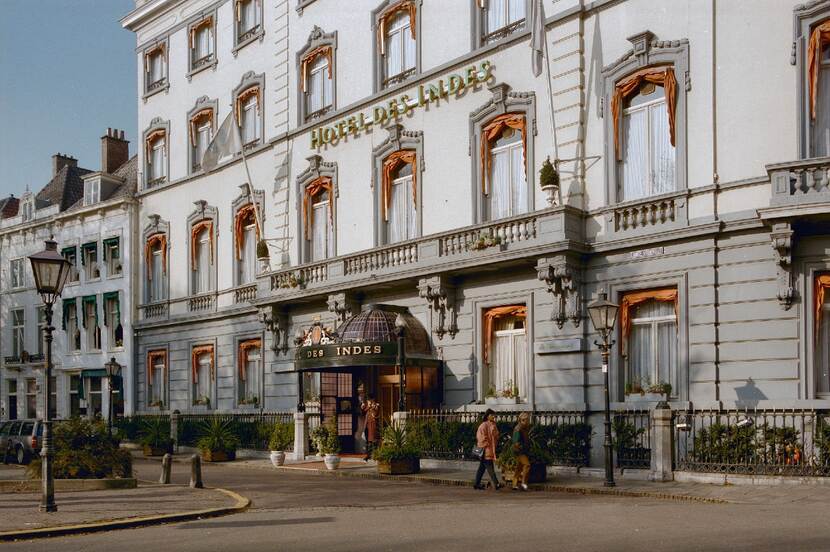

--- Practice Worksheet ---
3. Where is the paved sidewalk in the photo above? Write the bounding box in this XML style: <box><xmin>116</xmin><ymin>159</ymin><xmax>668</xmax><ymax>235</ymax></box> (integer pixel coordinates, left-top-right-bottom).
<box><xmin>221</xmin><ymin>457</ymin><xmax>830</xmax><ymax>506</ymax></box>
<box><xmin>0</xmin><ymin>484</ymin><xmax>239</xmax><ymax>535</ymax></box>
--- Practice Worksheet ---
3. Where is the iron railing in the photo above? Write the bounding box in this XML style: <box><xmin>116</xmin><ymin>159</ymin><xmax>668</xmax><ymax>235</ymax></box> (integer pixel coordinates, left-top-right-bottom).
<box><xmin>613</xmin><ymin>409</ymin><xmax>651</xmax><ymax>470</ymax></box>
<box><xmin>176</xmin><ymin>411</ymin><xmax>294</xmax><ymax>451</ymax></box>
<box><xmin>674</xmin><ymin>409</ymin><xmax>830</xmax><ymax>476</ymax></box>
<box><xmin>114</xmin><ymin>414</ymin><xmax>171</xmax><ymax>442</ymax></box>
<box><xmin>404</xmin><ymin>409</ymin><xmax>591</xmax><ymax>466</ymax></box>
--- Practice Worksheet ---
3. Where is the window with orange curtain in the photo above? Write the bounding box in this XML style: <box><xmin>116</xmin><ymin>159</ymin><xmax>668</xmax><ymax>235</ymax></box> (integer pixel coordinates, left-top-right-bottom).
<box><xmin>144</xmin><ymin>44</ymin><xmax>167</xmax><ymax>93</ymax></box>
<box><xmin>238</xmin><ymin>339</ymin><xmax>262</xmax><ymax>406</ymax></box>
<box><xmin>486</xmin><ymin>122</ymin><xmax>528</xmax><ymax>220</ymax></box>
<box><xmin>147</xmin><ymin>350</ymin><xmax>167</xmax><ymax>407</ymax></box>
<box><xmin>385</xmin><ymin>158</ymin><xmax>417</xmax><ymax>243</ymax></box>
<box><xmin>145</xmin><ymin>235</ymin><xmax>167</xmax><ymax>303</ymax></box>
<box><xmin>483</xmin><ymin>305</ymin><xmax>528</xmax><ymax>401</ymax></box>
<box><xmin>380</xmin><ymin>5</ymin><xmax>417</xmax><ymax>87</ymax></box>
<box><xmin>191</xmin><ymin>221</ymin><xmax>214</xmax><ymax>294</ymax></box>
<box><xmin>190</xmin><ymin>109</ymin><xmax>213</xmax><ymax>172</ymax></box>
<box><xmin>145</xmin><ymin>129</ymin><xmax>167</xmax><ymax>186</ymax></box>
<box><xmin>235</xmin><ymin>206</ymin><xmax>258</xmax><ymax>286</ymax></box>
<box><xmin>303</xmin><ymin>46</ymin><xmax>334</xmax><ymax>121</ymax></box>
<box><xmin>235</xmin><ymin>0</ymin><xmax>262</xmax><ymax>44</ymax></box>
<box><xmin>305</xmin><ymin>183</ymin><xmax>334</xmax><ymax>261</ymax></box>
<box><xmin>191</xmin><ymin>345</ymin><xmax>214</xmax><ymax>406</ymax></box>
<box><xmin>811</xmin><ymin>37</ymin><xmax>830</xmax><ymax>157</ymax></box>
<box><xmin>190</xmin><ymin>16</ymin><xmax>215</xmax><ymax>71</ymax></box>
<box><xmin>815</xmin><ymin>274</ymin><xmax>830</xmax><ymax>394</ymax></box>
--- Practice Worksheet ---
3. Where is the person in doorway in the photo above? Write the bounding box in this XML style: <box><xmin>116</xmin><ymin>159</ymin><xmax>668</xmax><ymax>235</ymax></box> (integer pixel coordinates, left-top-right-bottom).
<box><xmin>474</xmin><ymin>409</ymin><xmax>502</xmax><ymax>490</ymax></box>
<box><xmin>512</xmin><ymin>412</ymin><xmax>531</xmax><ymax>491</ymax></box>
<box><xmin>361</xmin><ymin>395</ymin><xmax>380</xmax><ymax>461</ymax></box>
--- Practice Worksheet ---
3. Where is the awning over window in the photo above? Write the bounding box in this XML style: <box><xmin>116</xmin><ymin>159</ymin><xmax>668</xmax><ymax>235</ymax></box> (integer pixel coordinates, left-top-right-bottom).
<box><xmin>480</xmin><ymin>113</ymin><xmax>527</xmax><ymax>196</ymax></box>
<box><xmin>611</xmin><ymin>66</ymin><xmax>677</xmax><ymax>160</ymax></box>
<box><xmin>303</xmin><ymin>177</ymin><xmax>334</xmax><ymax>241</ymax></box>
<box><xmin>80</xmin><ymin>242</ymin><xmax>97</xmax><ymax>266</ymax></box>
<box><xmin>381</xmin><ymin>151</ymin><xmax>417</xmax><ymax>221</ymax></box>
<box><xmin>102</xmin><ymin>237</ymin><xmax>119</xmax><ymax>261</ymax></box>
<box><xmin>483</xmin><ymin>305</ymin><xmax>527</xmax><ymax>365</ymax></box>
<box><xmin>102</xmin><ymin>291</ymin><xmax>120</xmax><ymax>327</ymax></box>
<box><xmin>62</xmin><ymin>297</ymin><xmax>77</xmax><ymax>331</ymax></box>
<box><xmin>61</xmin><ymin>246</ymin><xmax>76</xmax><ymax>258</ymax></box>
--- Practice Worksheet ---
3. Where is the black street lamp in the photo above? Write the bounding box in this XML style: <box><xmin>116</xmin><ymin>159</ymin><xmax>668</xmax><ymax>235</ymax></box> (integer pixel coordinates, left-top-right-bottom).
<box><xmin>394</xmin><ymin>314</ymin><xmax>406</xmax><ymax>413</ymax></box>
<box><xmin>104</xmin><ymin>357</ymin><xmax>122</xmax><ymax>434</ymax></box>
<box><xmin>587</xmin><ymin>290</ymin><xmax>620</xmax><ymax>488</ymax></box>
<box><xmin>28</xmin><ymin>239</ymin><xmax>71</xmax><ymax>512</ymax></box>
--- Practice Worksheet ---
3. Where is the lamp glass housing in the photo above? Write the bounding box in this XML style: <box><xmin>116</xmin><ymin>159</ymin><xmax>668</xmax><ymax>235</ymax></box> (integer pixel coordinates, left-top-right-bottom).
<box><xmin>28</xmin><ymin>240</ymin><xmax>71</xmax><ymax>304</ymax></box>
<box><xmin>587</xmin><ymin>291</ymin><xmax>620</xmax><ymax>333</ymax></box>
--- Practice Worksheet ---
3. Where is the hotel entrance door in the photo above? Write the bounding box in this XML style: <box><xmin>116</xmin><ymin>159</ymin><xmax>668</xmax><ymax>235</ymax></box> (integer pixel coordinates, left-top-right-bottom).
<box><xmin>320</xmin><ymin>372</ymin><xmax>356</xmax><ymax>452</ymax></box>
<box><xmin>378</xmin><ymin>368</ymin><xmax>401</xmax><ymax>425</ymax></box>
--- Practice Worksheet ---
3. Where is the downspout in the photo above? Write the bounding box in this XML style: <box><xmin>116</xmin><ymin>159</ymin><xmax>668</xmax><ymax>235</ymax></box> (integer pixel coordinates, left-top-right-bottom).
<box><xmin>711</xmin><ymin>0</ymin><xmax>721</xmax><ymax>404</ymax></box>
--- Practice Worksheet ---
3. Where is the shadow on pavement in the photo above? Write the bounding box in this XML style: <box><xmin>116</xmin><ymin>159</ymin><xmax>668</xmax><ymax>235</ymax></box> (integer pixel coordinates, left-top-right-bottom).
<box><xmin>176</xmin><ymin>517</ymin><xmax>335</xmax><ymax>529</ymax></box>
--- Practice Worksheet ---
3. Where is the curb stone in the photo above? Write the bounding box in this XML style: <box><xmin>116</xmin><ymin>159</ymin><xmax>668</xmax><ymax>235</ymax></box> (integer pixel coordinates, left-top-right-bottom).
<box><xmin>0</xmin><ymin>487</ymin><xmax>250</xmax><ymax>542</ymax></box>
<box><xmin>271</xmin><ymin>465</ymin><xmax>729</xmax><ymax>504</ymax></box>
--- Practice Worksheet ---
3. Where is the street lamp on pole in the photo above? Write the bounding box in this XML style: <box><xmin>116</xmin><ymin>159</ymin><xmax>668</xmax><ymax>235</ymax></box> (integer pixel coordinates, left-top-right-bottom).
<box><xmin>394</xmin><ymin>314</ymin><xmax>407</xmax><ymax>413</ymax></box>
<box><xmin>104</xmin><ymin>357</ymin><xmax>122</xmax><ymax>435</ymax></box>
<box><xmin>28</xmin><ymin>239</ymin><xmax>71</xmax><ymax>513</ymax></box>
<box><xmin>587</xmin><ymin>290</ymin><xmax>620</xmax><ymax>488</ymax></box>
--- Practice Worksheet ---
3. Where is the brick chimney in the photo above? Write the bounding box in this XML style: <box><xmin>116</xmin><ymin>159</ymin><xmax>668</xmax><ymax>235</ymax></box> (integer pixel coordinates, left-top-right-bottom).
<box><xmin>52</xmin><ymin>153</ymin><xmax>78</xmax><ymax>176</ymax></box>
<box><xmin>101</xmin><ymin>128</ymin><xmax>130</xmax><ymax>174</ymax></box>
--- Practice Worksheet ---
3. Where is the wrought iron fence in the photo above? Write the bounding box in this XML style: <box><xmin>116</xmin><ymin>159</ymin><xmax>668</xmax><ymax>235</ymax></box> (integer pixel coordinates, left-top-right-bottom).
<box><xmin>114</xmin><ymin>414</ymin><xmax>171</xmax><ymax>442</ymax></box>
<box><xmin>613</xmin><ymin>409</ymin><xmax>651</xmax><ymax>470</ymax></box>
<box><xmin>405</xmin><ymin>409</ymin><xmax>591</xmax><ymax>466</ymax></box>
<box><xmin>176</xmin><ymin>411</ymin><xmax>294</xmax><ymax>450</ymax></box>
<box><xmin>674</xmin><ymin>409</ymin><xmax>830</xmax><ymax>476</ymax></box>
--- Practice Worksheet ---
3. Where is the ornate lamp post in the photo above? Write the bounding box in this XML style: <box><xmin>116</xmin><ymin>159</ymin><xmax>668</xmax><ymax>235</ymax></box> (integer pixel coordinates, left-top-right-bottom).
<box><xmin>104</xmin><ymin>357</ymin><xmax>122</xmax><ymax>434</ymax></box>
<box><xmin>28</xmin><ymin>239</ymin><xmax>71</xmax><ymax>512</ymax></box>
<box><xmin>394</xmin><ymin>314</ymin><xmax>407</xmax><ymax>412</ymax></box>
<box><xmin>587</xmin><ymin>290</ymin><xmax>620</xmax><ymax>488</ymax></box>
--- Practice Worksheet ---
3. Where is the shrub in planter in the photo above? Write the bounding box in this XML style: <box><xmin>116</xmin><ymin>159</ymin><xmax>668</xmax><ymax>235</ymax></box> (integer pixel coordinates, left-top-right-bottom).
<box><xmin>374</xmin><ymin>424</ymin><xmax>420</xmax><ymax>475</ymax></box>
<box><xmin>313</xmin><ymin>417</ymin><xmax>341</xmax><ymax>469</ymax></box>
<box><xmin>139</xmin><ymin>417</ymin><xmax>174</xmax><ymax>456</ymax></box>
<box><xmin>27</xmin><ymin>417</ymin><xmax>132</xmax><ymax>480</ymax></box>
<box><xmin>197</xmin><ymin>418</ymin><xmax>240</xmax><ymax>462</ymax></box>
<box><xmin>497</xmin><ymin>427</ymin><xmax>553</xmax><ymax>484</ymax></box>
<box><xmin>269</xmin><ymin>422</ymin><xmax>294</xmax><ymax>467</ymax></box>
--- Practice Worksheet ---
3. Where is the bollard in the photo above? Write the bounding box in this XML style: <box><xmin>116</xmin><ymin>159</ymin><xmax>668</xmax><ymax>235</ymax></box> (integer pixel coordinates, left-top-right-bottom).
<box><xmin>190</xmin><ymin>454</ymin><xmax>203</xmax><ymax>489</ymax></box>
<box><xmin>159</xmin><ymin>453</ymin><xmax>172</xmax><ymax>484</ymax></box>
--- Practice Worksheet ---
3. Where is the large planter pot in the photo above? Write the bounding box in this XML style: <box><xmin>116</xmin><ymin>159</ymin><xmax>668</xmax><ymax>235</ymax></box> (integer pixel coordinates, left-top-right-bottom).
<box><xmin>484</xmin><ymin>397</ymin><xmax>499</xmax><ymax>406</ymax></box>
<box><xmin>502</xmin><ymin>462</ymin><xmax>547</xmax><ymax>485</ymax></box>
<box><xmin>541</xmin><ymin>184</ymin><xmax>558</xmax><ymax>206</ymax></box>
<box><xmin>143</xmin><ymin>445</ymin><xmax>170</xmax><ymax>457</ymax></box>
<box><xmin>201</xmin><ymin>449</ymin><xmax>236</xmax><ymax>463</ymax></box>
<box><xmin>270</xmin><ymin>450</ymin><xmax>286</xmax><ymax>467</ymax></box>
<box><xmin>377</xmin><ymin>457</ymin><xmax>420</xmax><ymax>475</ymax></box>
<box><xmin>626</xmin><ymin>393</ymin><xmax>667</xmax><ymax>403</ymax></box>
<box><xmin>496</xmin><ymin>397</ymin><xmax>518</xmax><ymax>405</ymax></box>
<box><xmin>323</xmin><ymin>454</ymin><xmax>340</xmax><ymax>470</ymax></box>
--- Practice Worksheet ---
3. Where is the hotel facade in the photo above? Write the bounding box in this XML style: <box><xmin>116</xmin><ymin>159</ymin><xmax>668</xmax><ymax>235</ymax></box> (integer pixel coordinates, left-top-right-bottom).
<box><xmin>121</xmin><ymin>0</ymin><xmax>830</xmax><ymax>459</ymax></box>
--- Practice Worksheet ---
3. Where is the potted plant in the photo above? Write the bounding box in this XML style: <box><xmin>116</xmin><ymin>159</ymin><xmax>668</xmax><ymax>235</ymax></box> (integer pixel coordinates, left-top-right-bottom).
<box><xmin>256</xmin><ymin>239</ymin><xmax>270</xmax><ymax>272</ymax></box>
<box><xmin>269</xmin><ymin>422</ymin><xmax>294</xmax><ymax>467</ymax></box>
<box><xmin>374</xmin><ymin>424</ymin><xmax>420</xmax><ymax>475</ymax></box>
<box><xmin>497</xmin><ymin>381</ymin><xmax>520</xmax><ymax>405</ymax></box>
<box><xmin>539</xmin><ymin>157</ymin><xmax>560</xmax><ymax>206</ymax></box>
<box><xmin>239</xmin><ymin>395</ymin><xmax>259</xmax><ymax>407</ymax></box>
<box><xmin>148</xmin><ymin>399</ymin><xmax>164</xmax><ymax>409</ymax></box>
<box><xmin>316</xmin><ymin>417</ymin><xmax>341</xmax><ymax>470</ymax></box>
<box><xmin>626</xmin><ymin>380</ymin><xmax>671</xmax><ymax>402</ymax></box>
<box><xmin>496</xmin><ymin>427</ymin><xmax>552</xmax><ymax>485</ymax></box>
<box><xmin>139</xmin><ymin>417</ymin><xmax>173</xmax><ymax>457</ymax></box>
<box><xmin>470</xmin><ymin>233</ymin><xmax>503</xmax><ymax>251</ymax></box>
<box><xmin>193</xmin><ymin>395</ymin><xmax>211</xmax><ymax>407</ymax></box>
<box><xmin>197</xmin><ymin>418</ymin><xmax>240</xmax><ymax>462</ymax></box>
<box><xmin>484</xmin><ymin>384</ymin><xmax>499</xmax><ymax>405</ymax></box>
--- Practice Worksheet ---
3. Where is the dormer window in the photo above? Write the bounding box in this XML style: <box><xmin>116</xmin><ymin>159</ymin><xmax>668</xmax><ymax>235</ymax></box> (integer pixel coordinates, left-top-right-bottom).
<box><xmin>143</xmin><ymin>43</ymin><xmax>168</xmax><ymax>96</ymax></box>
<box><xmin>84</xmin><ymin>179</ymin><xmax>100</xmax><ymax>206</ymax></box>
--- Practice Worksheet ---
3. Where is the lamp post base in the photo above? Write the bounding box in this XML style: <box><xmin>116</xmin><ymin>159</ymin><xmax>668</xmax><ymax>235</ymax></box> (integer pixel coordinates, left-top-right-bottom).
<box><xmin>39</xmin><ymin>503</ymin><xmax>58</xmax><ymax>513</ymax></box>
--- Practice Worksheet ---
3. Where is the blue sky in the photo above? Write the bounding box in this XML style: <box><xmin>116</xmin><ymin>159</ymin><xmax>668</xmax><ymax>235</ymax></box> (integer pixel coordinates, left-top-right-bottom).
<box><xmin>0</xmin><ymin>0</ymin><xmax>136</xmax><ymax>198</ymax></box>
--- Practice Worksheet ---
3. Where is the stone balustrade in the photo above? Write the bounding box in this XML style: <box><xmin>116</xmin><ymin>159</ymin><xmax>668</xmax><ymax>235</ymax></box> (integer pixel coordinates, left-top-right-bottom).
<box><xmin>768</xmin><ymin>156</ymin><xmax>830</xmax><ymax>206</ymax></box>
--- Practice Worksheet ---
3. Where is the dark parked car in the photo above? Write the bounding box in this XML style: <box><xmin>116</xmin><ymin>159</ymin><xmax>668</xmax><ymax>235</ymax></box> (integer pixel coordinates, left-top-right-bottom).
<box><xmin>3</xmin><ymin>420</ymin><xmax>43</xmax><ymax>464</ymax></box>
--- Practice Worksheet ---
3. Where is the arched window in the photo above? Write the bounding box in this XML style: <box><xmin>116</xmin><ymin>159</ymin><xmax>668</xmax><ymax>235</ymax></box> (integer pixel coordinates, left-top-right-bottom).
<box><xmin>379</xmin><ymin>5</ymin><xmax>417</xmax><ymax>88</ymax></box>
<box><xmin>815</xmin><ymin>274</ymin><xmax>830</xmax><ymax>394</ymax></box>
<box><xmin>234</xmin><ymin>204</ymin><xmax>259</xmax><ymax>285</ymax></box>
<box><xmin>382</xmin><ymin>150</ymin><xmax>418</xmax><ymax>243</ymax></box>
<box><xmin>620</xmin><ymin>289</ymin><xmax>678</xmax><ymax>398</ymax></box>
<box><xmin>191</xmin><ymin>219</ymin><xmax>214</xmax><ymax>294</ymax></box>
<box><xmin>236</xmin><ymin>86</ymin><xmax>262</xmax><ymax>147</ymax></box>
<box><xmin>303</xmin><ymin>48</ymin><xmax>333</xmax><ymax>120</ymax></box>
<box><xmin>613</xmin><ymin>66</ymin><xmax>677</xmax><ymax>202</ymax></box>
<box><xmin>189</xmin><ymin>108</ymin><xmax>214</xmax><ymax>173</ymax></box>
<box><xmin>189</xmin><ymin>16</ymin><xmax>215</xmax><ymax>73</ymax></box>
<box><xmin>191</xmin><ymin>345</ymin><xmax>214</xmax><ymax>407</ymax></box>
<box><xmin>147</xmin><ymin>350</ymin><xmax>167</xmax><ymax>408</ymax></box>
<box><xmin>145</xmin><ymin>233</ymin><xmax>167</xmax><ymax>303</ymax></box>
<box><xmin>238</xmin><ymin>339</ymin><xmax>262</xmax><ymax>406</ymax></box>
<box><xmin>234</xmin><ymin>0</ymin><xmax>263</xmax><ymax>48</ymax></box>
<box><xmin>145</xmin><ymin>129</ymin><xmax>168</xmax><ymax>187</ymax></box>
<box><xmin>810</xmin><ymin>26</ymin><xmax>830</xmax><ymax>157</ymax></box>
<box><xmin>481</xmin><ymin>114</ymin><xmax>528</xmax><ymax>220</ymax></box>
<box><xmin>303</xmin><ymin>178</ymin><xmax>335</xmax><ymax>261</ymax></box>
<box><xmin>483</xmin><ymin>305</ymin><xmax>528</xmax><ymax>402</ymax></box>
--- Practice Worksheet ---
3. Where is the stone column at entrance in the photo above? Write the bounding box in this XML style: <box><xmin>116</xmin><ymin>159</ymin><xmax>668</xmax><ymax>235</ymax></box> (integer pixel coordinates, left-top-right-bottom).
<box><xmin>294</xmin><ymin>411</ymin><xmax>308</xmax><ymax>461</ymax></box>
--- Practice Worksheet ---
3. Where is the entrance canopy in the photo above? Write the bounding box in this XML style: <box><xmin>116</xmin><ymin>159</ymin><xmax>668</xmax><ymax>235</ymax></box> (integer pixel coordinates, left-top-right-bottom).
<box><xmin>295</xmin><ymin>304</ymin><xmax>439</xmax><ymax>371</ymax></box>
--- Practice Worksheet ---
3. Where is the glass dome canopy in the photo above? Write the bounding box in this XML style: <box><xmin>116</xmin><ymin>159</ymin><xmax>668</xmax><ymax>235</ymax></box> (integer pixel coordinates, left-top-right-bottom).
<box><xmin>337</xmin><ymin>304</ymin><xmax>432</xmax><ymax>356</ymax></box>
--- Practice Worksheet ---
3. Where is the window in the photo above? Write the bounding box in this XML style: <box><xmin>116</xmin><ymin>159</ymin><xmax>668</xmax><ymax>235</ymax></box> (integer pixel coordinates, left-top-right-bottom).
<box><xmin>83</xmin><ymin>296</ymin><xmax>100</xmax><ymax>351</ymax></box>
<box><xmin>62</xmin><ymin>247</ymin><xmax>80</xmax><ymax>283</ymax></box>
<box><xmin>144</xmin><ymin>44</ymin><xmax>167</xmax><ymax>95</ymax></box>
<box><xmin>381</xmin><ymin>9</ymin><xmax>417</xmax><ymax>87</ymax></box>
<box><xmin>813</xmin><ymin>40</ymin><xmax>830</xmax><ymax>157</ymax></box>
<box><xmin>6</xmin><ymin>379</ymin><xmax>17</xmax><ymax>420</ymax></box>
<box><xmin>82</xmin><ymin>242</ymin><xmax>99</xmax><ymax>280</ymax></box>
<box><xmin>146</xmin><ymin>234</ymin><xmax>167</xmax><ymax>303</ymax></box>
<box><xmin>25</xmin><ymin>378</ymin><xmax>37</xmax><ymax>418</ymax></box>
<box><xmin>37</xmin><ymin>307</ymin><xmax>46</xmax><ymax>357</ymax></box>
<box><xmin>303</xmin><ymin>178</ymin><xmax>335</xmax><ymax>261</ymax></box>
<box><xmin>620</xmin><ymin>290</ymin><xmax>678</xmax><ymax>398</ymax></box>
<box><xmin>147</xmin><ymin>350</ymin><xmax>167</xmax><ymax>408</ymax></box>
<box><xmin>303</xmin><ymin>372</ymin><xmax>320</xmax><ymax>405</ymax></box>
<box><xmin>192</xmin><ymin>221</ymin><xmax>214</xmax><ymax>294</ymax></box>
<box><xmin>235</xmin><ymin>0</ymin><xmax>263</xmax><ymax>47</ymax></box>
<box><xmin>10</xmin><ymin>259</ymin><xmax>23</xmax><ymax>289</ymax></box>
<box><xmin>618</xmin><ymin>81</ymin><xmax>676</xmax><ymax>202</ymax></box>
<box><xmin>388</xmin><ymin>163</ymin><xmax>417</xmax><ymax>243</ymax></box>
<box><xmin>488</xmin><ymin>125</ymin><xmax>527</xmax><ymax>219</ymax></box>
<box><xmin>816</xmin><ymin>274</ymin><xmax>830</xmax><ymax>394</ymax></box>
<box><xmin>145</xmin><ymin>130</ymin><xmax>168</xmax><ymax>187</ymax></box>
<box><xmin>64</xmin><ymin>300</ymin><xmax>81</xmax><ymax>352</ymax></box>
<box><xmin>192</xmin><ymin>346</ymin><xmax>214</xmax><ymax>407</ymax></box>
<box><xmin>87</xmin><ymin>377</ymin><xmax>102</xmax><ymax>417</ymax></box>
<box><xmin>484</xmin><ymin>0</ymin><xmax>526</xmax><ymax>42</ymax></box>
<box><xmin>104</xmin><ymin>292</ymin><xmax>123</xmax><ymax>349</ymax></box>
<box><xmin>69</xmin><ymin>375</ymin><xmax>83</xmax><ymax>417</ymax></box>
<box><xmin>11</xmin><ymin>309</ymin><xmax>24</xmax><ymax>359</ymax></box>
<box><xmin>103</xmin><ymin>238</ymin><xmax>121</xmax><ymax>277</ymax></box>
<box><xmin>235</xmin><ymin>205</ymin><xmax>258</xmax><ymax>285</ymax></box>
<box><xmin>238</xmin><ymin>340</ymin><xmax>261</xmax><ymax>406</ymax></box>
<box><xmin>189</xmin><ymin>17</ymin><xmax>215</xmax><ymax>73</ymax></box>
<box><xmin>84</xmin><ymin>179</ymin><xmax>100</xmax><ymax>206</ymax></box>
<box><xmin>483</xmin><ymin>306</ymin><xmax>528</xmax><ymax>401</ymax></box>
<box><xmin>238</xmin><ymin>89</ymin><xmax>261</xmax><ymax>147</ymax></box>
<box><xmin>21</xmin><ymin>201</ymin><xmax>33</xmax><ymax>222</ymax></box>
<box><xmin>190</xmin><ymin>109</ymin><xmax>214</xmax><ymax>172</ymax></box>
<box><xmin>304</xmin><ymin>52</ymin><xmax>333</xmax><ymax>120</ymax></box>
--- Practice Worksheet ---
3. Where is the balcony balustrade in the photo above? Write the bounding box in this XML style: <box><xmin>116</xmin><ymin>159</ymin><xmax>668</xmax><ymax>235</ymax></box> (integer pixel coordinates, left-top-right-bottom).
<box><xmin>768</xmin><ymin>156</ymin><xmax>830</xmax><ymax>206</ymax></box>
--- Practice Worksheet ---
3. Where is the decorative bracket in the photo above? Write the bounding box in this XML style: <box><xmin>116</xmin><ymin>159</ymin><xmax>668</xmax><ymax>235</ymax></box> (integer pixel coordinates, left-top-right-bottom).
<box><xmin>536</xmin><ymin>255</ymin><xmax>582</xmax><ymax>329</ymax></box>
<box><xmin>327</xmin><ymin>292</ymin><xmax>359</xmax><ymax>327</ymax></box>
<box><xmin>417</xmin><ymin>275</ymin><xmax>458</xmax><ymax>340</ymax></box>
<box><xmin>259</xmin><ymin>305</ymin><xmax>289</xmax><ymax>354</ymax></box>
<box><xmin>770</xmin><ymin>222</ymin><xmax>795</xmax><ymax>310</ymax></box>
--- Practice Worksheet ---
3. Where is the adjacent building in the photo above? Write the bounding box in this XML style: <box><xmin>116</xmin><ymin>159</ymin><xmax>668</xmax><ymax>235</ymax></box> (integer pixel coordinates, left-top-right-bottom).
<box><xmin>0</xmin><ymin>131</ymin><xmax>137</xmax><ymax>421</ymax></box>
